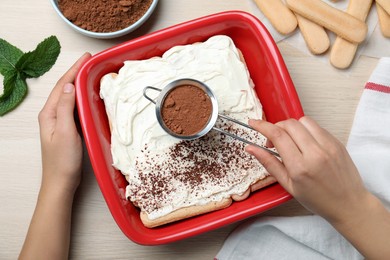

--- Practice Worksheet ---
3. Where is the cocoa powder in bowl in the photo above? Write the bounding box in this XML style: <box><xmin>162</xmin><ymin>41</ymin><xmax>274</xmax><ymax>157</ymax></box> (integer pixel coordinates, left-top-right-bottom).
<box><xmin>161</xmin><ymin>85</ymin><xmax>213</xmax><ymax>136</ymax></box>
<box><xmin>58</xmin><ymin>0</ymin><xmax>153</xmax><ymax>33</ymax></box>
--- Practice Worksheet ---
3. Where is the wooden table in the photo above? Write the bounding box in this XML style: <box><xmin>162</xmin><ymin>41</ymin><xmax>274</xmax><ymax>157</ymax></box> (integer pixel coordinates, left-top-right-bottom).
<box><xmin>0</xmin><ymin>0</ymin><xmax>380</xmax><ymax>259</ymax></box>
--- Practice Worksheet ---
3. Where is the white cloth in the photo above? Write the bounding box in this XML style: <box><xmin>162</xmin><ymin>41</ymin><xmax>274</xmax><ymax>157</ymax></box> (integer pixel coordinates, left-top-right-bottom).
<box><xmin>216</xmin><ymin>57</ymin><xmax>390</xmax><ymax>260</ymax></box>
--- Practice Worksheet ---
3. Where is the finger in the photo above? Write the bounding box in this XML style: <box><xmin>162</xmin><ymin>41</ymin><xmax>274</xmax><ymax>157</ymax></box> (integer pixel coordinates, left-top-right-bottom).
<box><xmin>251</xmin><ymin>119</ymin><xmax>274</xmax><ymax>147</ymax></box>
<box><xmin>249</xmin><ymin>119</ymin><xmax>302</xmax><ymax>166</ymax></box>
<box><xmin>42</xmin><ymin>52</ymin><xmax>91</xmax><ymax>115</ymax></box>
<box><xmin>276</xmin><ymin>118</ymin><xmax>319</xmax><ymax>154</ymax></box>
<box><xmin>39</xmin><ymin>53</ymin><xmax>90</xmax><ymax>137</ymax></box>
<box><xmin>56</xmin><ymin>83</ymin><xmax>77</xmax><ymax>134</ymax></box>
<box><xmin>265</xmin><ymin>138</ymin><xmax>274</xmax><ymax>148</ymax></box>
<box><xmin>245</xmin><ymin>145</ymin><xmax>291</xmax><ymax>191</ymax></box>
<box><xmin>299</xmin><ymin>116</ymin><xmax>337</xmax><ymax>147</ymax></box>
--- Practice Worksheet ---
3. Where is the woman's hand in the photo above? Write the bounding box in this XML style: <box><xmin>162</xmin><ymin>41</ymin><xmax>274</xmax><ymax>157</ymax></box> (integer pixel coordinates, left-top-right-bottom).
<box><xmin>246</xmin><ymin>116</ymin><xmax>390</xmax><ymax>259</ymax></box>
<box><xmin>38</xmin><ymin>53</ymin><xmax>91</xmax><ymax>195</ymax></box>
<box><xmin>246</xmin><ymin>116</ymin><xmax>370</xmax><ymax>225</ymax></box>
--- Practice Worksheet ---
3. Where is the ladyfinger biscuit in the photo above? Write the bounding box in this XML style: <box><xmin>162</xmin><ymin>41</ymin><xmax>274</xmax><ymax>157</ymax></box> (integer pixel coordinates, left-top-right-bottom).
<box><xmin>232</xmin><ymin>187</ymin><xmax>251</xmax><ymax>202</ymax></box>
<box><xmin>232</xmin><ymin>175</ymin><xmax>276</xmax><ymax>201</ymax></box>
<box><xmin>377</xmin><ymin>2</ymin><xmax>390</xmax><ymax>38</ymax></box>
<box><xmin>254</xmin><ymin>0</ymin><xmax>297</xmax><ymax>35</ymax></box>
<box><xmin>295</xmin><ymin>14</ymin><xmax>330</xmax><ymax>55</ymax></box>
<box><xmin>376</xmin><ymin>0</ymin><xmax>390</xmax><ymax>16</ymax></box>
<box><xmin>330</xmin><ymin>0</ymin><xmax>373</xmax><ymax>69</ymax></box>
<box><xmin>250</xmin><ymin>175</ymin><xmax>277</xmax><ymax>192</ymax></box>
<box><xmin>142</xmin><ymin>175</ymin><xmax>275</xmax><ymax>227</ymax></box>
<box><xmin>140</xmin><ymin>198</ymin><xmax>232</xmax><ymax>228</ymax></box>
<box><xmin>286</xmin><ymin>0</ymin><xmax>368</xmax><ymax>43</ymax></box>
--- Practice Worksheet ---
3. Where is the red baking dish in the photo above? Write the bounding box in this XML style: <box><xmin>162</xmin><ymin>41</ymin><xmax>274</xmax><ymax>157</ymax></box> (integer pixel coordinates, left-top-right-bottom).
<box><xmin>75</xmin><ymin>11</ymin><xmax>304</xmax><ymax>245</ymax></box>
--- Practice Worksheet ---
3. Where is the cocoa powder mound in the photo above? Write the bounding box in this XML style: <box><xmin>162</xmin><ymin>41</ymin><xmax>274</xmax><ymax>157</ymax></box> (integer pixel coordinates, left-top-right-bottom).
<box><xmin>161</xmin><ymin>85</ymin><xmax>212</xmax><ymax>136</ymax></box>
<box><xmin>58</xmin><ymin>0</ymin><xmax>153</xmax><ymax>33</ymax></box>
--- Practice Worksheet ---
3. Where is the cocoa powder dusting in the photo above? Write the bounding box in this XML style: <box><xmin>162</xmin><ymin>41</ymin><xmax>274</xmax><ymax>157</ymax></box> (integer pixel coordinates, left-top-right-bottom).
<box><xmin>128</xmin><ymin>120</ymin><xmax>266</xmax><ymax>214</ymax></box>
<box><xmin>58</xmin><ymin>0</ymin><xmax>153</xmax><ymax>33</ymax></box>
<box><xmin>161</xmin><ymin>85</ymin><xmax>212</xmax><ymax>136</ymax></box>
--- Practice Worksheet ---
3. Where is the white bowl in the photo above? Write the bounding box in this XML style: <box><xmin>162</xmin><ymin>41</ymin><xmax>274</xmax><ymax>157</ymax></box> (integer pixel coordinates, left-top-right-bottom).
<box><xmin>50</xmin><ymin>0</ymin><xmax>159</xmax><ymax>39</ymax></box>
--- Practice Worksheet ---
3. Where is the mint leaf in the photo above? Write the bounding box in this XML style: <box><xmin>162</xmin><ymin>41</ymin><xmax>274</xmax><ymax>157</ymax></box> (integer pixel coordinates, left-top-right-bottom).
<box><xmin>0</xmin><ymin>38</ymin><xmax>24</xmax><ymax>76</ymax></box>
<box><xmin>0</xmin><ymin>35</ymin><xmax>61</xmax><ymax>116</ymax></box>
<box><xmin>0</xmin><ymin>70</ymin><xmax>18</xmax><ymax>101</ymax></box>
<box><xmin>0</xmin><ymin>73</ymin><xmax>28</xmax><ymax>116</ymax></box>
<box><xmin>16</xmin><ymin>36</ymin><xmax>61</xmax><ymax>78</ymax></box>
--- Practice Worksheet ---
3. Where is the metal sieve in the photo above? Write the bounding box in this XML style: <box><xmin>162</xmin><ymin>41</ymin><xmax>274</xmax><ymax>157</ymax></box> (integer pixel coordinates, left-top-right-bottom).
<box><xmin>143</xmin><ymin>78</ymin><xmax>280</xmax><ymax>157</ymax></box>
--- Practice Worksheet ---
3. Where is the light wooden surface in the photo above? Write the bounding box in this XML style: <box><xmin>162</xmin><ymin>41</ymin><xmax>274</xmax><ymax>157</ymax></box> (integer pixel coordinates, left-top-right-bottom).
<box><xmin>0</xmin><ymin>0</ymin><xmax>380</xmax><ymax>259</ymax></box>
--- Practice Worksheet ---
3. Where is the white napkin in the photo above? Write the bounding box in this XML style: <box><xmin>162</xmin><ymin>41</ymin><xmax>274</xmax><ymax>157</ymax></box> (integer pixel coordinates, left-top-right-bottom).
<box><xmin>216</xmin><ymin>57</ymin><xmax>390</xmax><ymax>260</ymax></box>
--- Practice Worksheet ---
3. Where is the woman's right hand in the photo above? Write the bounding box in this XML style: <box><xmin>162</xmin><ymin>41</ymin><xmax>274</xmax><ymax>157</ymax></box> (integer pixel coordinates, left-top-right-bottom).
<box><xmin>246</xmin><ymin>116</ymin><xmax>390</xmax><ymax>259</ymax></box>
<box><xmin>246</xmin><ymin>116</ymin><xmax>372</xmax><ymax>225</ymax></box>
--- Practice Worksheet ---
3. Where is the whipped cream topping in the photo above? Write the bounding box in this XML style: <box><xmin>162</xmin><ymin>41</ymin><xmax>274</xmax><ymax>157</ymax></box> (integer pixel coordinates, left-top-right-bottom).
<box><xmin>100</xmin><ymin>35</ymin><xmax>269</xmax><ymax>220</ymax></box>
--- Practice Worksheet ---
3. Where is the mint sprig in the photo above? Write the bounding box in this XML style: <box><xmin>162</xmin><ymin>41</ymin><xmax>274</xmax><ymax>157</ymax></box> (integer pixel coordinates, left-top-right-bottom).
<box><xmin>0</xmin><ymin>36</ymin><xmax>61</xmax><ymax>116</ymax></box>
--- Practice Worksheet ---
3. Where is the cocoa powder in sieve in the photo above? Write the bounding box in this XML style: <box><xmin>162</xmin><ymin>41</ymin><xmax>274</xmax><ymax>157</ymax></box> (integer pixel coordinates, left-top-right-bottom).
<box><xmin>161</xmin><ymin>85</ymin><xmax>212</xmax><ymax>136</ymax></box>
<box><xmin>58</xmin><ymin>0</ymin><xmax>153</xmax><ymax>33</ymax></box>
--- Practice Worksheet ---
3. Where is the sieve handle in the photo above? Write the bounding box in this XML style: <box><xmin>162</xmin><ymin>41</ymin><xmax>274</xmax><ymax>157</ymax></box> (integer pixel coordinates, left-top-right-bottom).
<box><xmin>143</xmin><ymin>86</ymin><xmax>162</xmax><ymax>104</ymax></box>
<box><xmin>214</xmin><ymin>114</ymin><xmax>281</xmax><ymax>158</ymax></box>
<box><xmin>218</xmin><ymin>114</ymin><xmax>255</xmax><ymax>131</ymax></box>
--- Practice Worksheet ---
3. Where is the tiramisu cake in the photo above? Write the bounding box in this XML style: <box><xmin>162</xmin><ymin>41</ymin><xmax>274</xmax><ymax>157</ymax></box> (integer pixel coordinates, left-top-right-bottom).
<box><xmin>100</xmin><ymin>35</ymin><xmax>276</xmax><ymax>228</ymax></box>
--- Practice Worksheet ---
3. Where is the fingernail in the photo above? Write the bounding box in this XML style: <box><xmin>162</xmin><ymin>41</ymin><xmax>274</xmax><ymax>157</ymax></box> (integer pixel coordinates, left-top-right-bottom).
<box><xmin>244</xmin><ymin>145</ymin><xmax>253</xmax><ymax>155</ymax></box>
<box><xmin>63</xmin><ymin>83</ymin><xmax>74</xmax><ymax>94</ymax></box>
